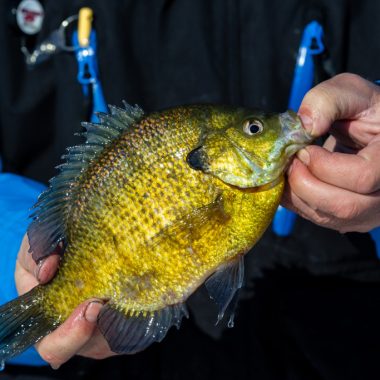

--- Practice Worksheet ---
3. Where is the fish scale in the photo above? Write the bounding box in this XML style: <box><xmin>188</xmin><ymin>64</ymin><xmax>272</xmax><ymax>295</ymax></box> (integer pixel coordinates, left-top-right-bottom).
<box><xmin>43</xmin><ymin>109</ymin><xmax>215</xmax><ymax>316</ymax></box>
<box><xmin>0</xmin><ymin>104</ymin><xmax>312</xmax><ymax>359</ymax></box>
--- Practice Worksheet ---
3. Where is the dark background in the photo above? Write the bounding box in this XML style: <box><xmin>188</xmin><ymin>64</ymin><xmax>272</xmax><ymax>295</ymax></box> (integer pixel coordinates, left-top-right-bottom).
<box><xmin>2</xmin><ymin>0</ymin><xmax>380</xmax><ymax>379</ymax></box>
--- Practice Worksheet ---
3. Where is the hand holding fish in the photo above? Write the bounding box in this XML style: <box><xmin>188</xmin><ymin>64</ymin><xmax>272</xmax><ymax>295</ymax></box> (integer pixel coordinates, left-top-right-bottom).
<box><xmin>284</xmin><ymin>73</ymin><xmax>380</xmax><ymax>233</ymax></box>
<box><xmin>7</xmin><ymin>73</ymin><xmax>378</xmax><ymax>369</ymax></box>
<box><xmin>15</xmin><ymin>235</ymin><xmax>116</xmax><ymax>368</ymax></box>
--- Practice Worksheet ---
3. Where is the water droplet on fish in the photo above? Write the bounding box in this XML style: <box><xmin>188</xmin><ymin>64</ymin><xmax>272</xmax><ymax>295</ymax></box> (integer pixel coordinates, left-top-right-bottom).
<box><xmin>227</xmin><ymin>315</ymin><xmax>235</xmax><ymax>328</ymax></box>
<box><xmin>0</xmin><ymin>360</ymin><xmax>5</xmax><ymax>371</ymax></box>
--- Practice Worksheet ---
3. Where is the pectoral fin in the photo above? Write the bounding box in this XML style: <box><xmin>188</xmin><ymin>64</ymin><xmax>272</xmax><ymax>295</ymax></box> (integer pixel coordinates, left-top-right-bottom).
<box><xmin>205</xmin><ymin>256</ymin><xmax>244</xmax><ymax>326</ymax></box>
<box><xmin>147</xmin><ymin>192</ymin><xmax>229</xmax><ymax>251</ymax></box>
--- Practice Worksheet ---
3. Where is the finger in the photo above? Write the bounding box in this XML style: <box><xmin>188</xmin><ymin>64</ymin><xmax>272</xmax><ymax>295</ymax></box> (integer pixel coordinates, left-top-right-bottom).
<box><xmin>35</xmin><ymin>254</ymin><xmax>61</xmax><ymax>284</ymax></box>
<box><xmin>282</xmin><ymin>182</ymin><xmax>340</xmax><ymax>229</ymax></box>
<box><xmin>18</xmin><ymin>251</ymin><xmax>60</xmax><ymax>284</ymax></box>
<box><xmin>282</xmin><ymin>184</ymin><xmax>367</xmax><ymax>232</ymax></box>
<box><xmin>298</xmin><ymin>73</ymin><xmax>380</xmax><ymax>137</ymax></box>
<box><xmin>322</xmin><ymin>135</ymin><xmax>337</xmax><ymax>152</ymax></box>
<box><xmin>15</xmin><ymin>259</ymin><xmax>38</xmax><ymax>295</ymax></box>
<box><xmin>322</xmin><ymin>134</ymin><xmax>360</xmax><ymax>155</ymax></box>
<box><xmin>77</xmin><ymin>328</ymin><xmax>116</xmax><ymax>359</ymax></box>
<box><xmin>331</xmin><ymin>119</ymin><xmax>380</xmax><ymax>148</ymax></box>
<box><xmin>17</xmin><ymin>235</ymin><xmax>61</xmax><ymax>284</ymax></box>
<box><xmin>282</xmin><ymin>181</ymin><xmax>323</xmax><ymax>221</ymax></box>
<box><xmin>321</xmin><ymin>135</ymin><xmax>357</xmax><ymax>155</ymax></box>
<box><xmin>297</xmin><ymin>139</ymin><xmax>380</xmax><ymax>194</ymax></box>
<box><xmin>286</xmin><ymin>159</ymin><xmax>379</xmax><ymax>230</ymax></box>
<box><xmin>36</xmin><ymin>300</ymin><xmax>103</xmax><ymax>369</ymax></box>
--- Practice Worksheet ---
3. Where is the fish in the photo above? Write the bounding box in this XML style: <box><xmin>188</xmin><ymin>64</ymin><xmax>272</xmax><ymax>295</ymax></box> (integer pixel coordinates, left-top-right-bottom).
<box><xmin>0</xmin><ymin>103</ymin><xmax>312</xmax><ymax>362</ymax></box>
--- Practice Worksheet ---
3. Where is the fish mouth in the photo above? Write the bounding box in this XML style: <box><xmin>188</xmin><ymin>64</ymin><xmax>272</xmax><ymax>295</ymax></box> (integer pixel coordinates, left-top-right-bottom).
<box><xmin>284</xmin><ymin>142</ymin><xmax>307</xmax><ymax>158</ymax></box>
<box><xmin>264</xmin><ymin>112</ymin><xmax>313</xmax><ymax>181</ymax></box>
<box><xmin>279</xmin><ymin>111</ymin><xmax>313</xmax><ymax>145</ymax></box>
<box><xmin>228</xmin><ymin>113</ymin><xmax>312</xmax><ymax>188</ymax></box>
<box><xmin>279</xmin><ymin>111</ymin><xmax>313</xmax><ymax>160</ymax></box>
<box><xmin>283</xmin><ymin>130</ymin><xmax>313</xmax><ymax>157</ymax></box>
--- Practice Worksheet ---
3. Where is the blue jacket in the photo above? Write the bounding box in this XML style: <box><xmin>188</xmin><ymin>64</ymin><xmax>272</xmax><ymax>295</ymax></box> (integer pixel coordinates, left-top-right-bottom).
<box><xmin>0</xmin><ymin>173</ymin><xmax>47</xmax><ymax>366</ymax></box>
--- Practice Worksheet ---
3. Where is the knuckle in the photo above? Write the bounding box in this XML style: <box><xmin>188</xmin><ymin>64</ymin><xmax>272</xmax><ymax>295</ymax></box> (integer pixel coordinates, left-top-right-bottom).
<box><xmin>38</xmin><ymin>348</ymin><xmax>63</xmax><ymax>367</ymax></box>
<box><xmin>305</xmin><ymin>83</ymin><xmax>334</xmax><ymax>106</ymax></box>
<box><xmin>311</xmin><ymin>211</ymin><xmax>331</xmax><ymax>227</ymax></box>
<box><xmin>338</xmin><ymin>223</ymin><xmax>366</xmax><ymax>233</ymax></box>
<box><xmin>333</xmin><ymin>201</ymin><xmax>360</xmax><ymax>221</ymax></box>
<box><xmin>337</xmin><ymin>225</ymin><xmax>351</xmax><ymax>233</ymax></box>
<box><xmin>89</xmin><ymin>351</ymin><xmax>112</xmax><ymax>360</ymax></box>
<box><xmin>354</xmin><ymin>225</ymin><xmax>371</xmax><ymax>233</ymax></box>
<box><xmin>355</xmin><ymin>166</ymin><xmax>378</xmax><ymax>194</ymax></box>
<box><xmin>78</xmin><ymin>344</ymin><xmax>116</xmax><ymax>360</ymax></box>
<box><xmin>303</xmin><ymin>85</ymin><xmax>340</xmax><ymax>121</ymax></box>
<box><xmin>305</xmin><ymin>73</ymin><xmax>370</xmax><ymax>120</ymax></box>
<box><xmin>332</xmin><ymin>72</ymin><xmax>363</xmax><ymax>86</ymax></box>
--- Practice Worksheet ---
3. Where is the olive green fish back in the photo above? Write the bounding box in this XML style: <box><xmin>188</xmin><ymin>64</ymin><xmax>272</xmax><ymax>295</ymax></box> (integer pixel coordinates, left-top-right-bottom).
<box><xmin>28</xmin><ymin>103</ymin><xmax>144</xmax><ymax>262</ymax></box>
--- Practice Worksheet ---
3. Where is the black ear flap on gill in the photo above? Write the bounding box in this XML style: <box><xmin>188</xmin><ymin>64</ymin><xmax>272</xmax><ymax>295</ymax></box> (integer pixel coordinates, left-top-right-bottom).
<box><xmin>186</xmin><ymin>146</ymin><xmax>209</xmax><ymax>171</ymax></box>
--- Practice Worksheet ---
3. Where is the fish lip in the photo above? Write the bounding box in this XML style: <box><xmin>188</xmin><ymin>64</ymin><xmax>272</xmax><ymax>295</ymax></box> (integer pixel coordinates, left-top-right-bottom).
<box><xmin>279</xmin><ymin>110</ymin><xmax>300</xmax><ymax>132</ymax></box>
<box><xmin>279</xmin><ymin>111</ymin><xmax>313</xmax><ymax>142</ymax></box>
<box><xmin>268</xmin><ymin>138</ymin><xmax>310</xmax><ymax>173</ymax></box>
<box><xmin>232</xmin><ymin>127</ymin><xmax>312</xmax><ymax>188</ymax></box>
<box><xmin>286</xmin><ymin>128</ymin><xmax>313</xmax><ymax>144</ymax></box>
<box><xmin>264</xmin><ymin>121</ymin><xmax>313</xmax><ymax>183</ymax></box>
<box><xmin>284</xmin><ymin>141</ymin><xmax>309</xmax><ymax>157</ymax></box>
<box><xmin>276</xmin><ymin>111</ymin><xmax>313</xmax><ymax>162</ymax></box>
<box><xmin>282</xmin><ymin>128</ymin><xmax>313</xmax><ymax>159</ymax></box>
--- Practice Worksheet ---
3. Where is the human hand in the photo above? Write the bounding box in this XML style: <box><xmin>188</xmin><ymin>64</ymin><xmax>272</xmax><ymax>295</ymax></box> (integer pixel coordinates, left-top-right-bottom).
<box><xmin>15</xmin><ymin>235</ymin><xmax>116</xmax><ymax>369</ymax></box>
<box><xmin>283</xmin><ymin>73</ymin><xmax>380</xmax><ymax>233</ymax></box>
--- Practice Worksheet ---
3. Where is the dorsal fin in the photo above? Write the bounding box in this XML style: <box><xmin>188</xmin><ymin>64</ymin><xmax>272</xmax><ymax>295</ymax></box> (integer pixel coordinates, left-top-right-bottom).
<box><xmin>28</xmin><ymin>102</ymin><xmax>144</xmax><ymax>262</ymax></box>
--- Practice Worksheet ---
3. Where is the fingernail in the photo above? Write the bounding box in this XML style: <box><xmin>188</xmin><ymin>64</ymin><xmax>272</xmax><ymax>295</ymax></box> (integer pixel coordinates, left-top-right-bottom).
<box><xmin>298</xmin><ymin>113</ymin><xmax>313</xmax><ymax>134</ymax></box>
<box><xmin>50</xmin><ymin>363</ymin><xmax>60</xmax><ymax>370</ymax></box>
<box><xmin>34</xmin><ymin>259</ymin><xmax>46</xmax><ymax>282</ymax></box>
<box><xmin>84</xmin><ymin>301</ymin><xmax>103</xmax><ymax>323</ymax></box>
<box><xmin>297</xmin><ymin>149</ymin><xmax>310</xmax><ymax>166</ymax></box>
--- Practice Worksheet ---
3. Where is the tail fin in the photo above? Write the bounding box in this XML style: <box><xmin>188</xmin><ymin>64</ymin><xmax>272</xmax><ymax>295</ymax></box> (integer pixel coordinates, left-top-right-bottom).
<box><xmin>0</xmin><ymin>286</ymin><xmax>57</xmax><ymax>363</ymax></box>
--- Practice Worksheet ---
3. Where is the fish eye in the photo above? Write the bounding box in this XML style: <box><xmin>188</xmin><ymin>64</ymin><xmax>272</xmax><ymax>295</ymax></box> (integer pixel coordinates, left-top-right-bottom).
<box><xmin>243</xmin><ymin>120</ymin><xmax>263</xmax><ymax>136</ymax></box>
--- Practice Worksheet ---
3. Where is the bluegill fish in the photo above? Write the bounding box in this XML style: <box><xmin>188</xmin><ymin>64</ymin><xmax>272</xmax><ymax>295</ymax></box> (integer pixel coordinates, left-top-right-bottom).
<box><xmin>0</xmin><ymin>104</ymin><xmax>311</xmax><ymax>361</ymax></box>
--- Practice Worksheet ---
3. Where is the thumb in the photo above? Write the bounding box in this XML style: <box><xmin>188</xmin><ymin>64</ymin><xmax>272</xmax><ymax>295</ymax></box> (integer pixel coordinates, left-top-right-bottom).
<box><xmin>18</xmin><ymin>234</ymin><xmax>61</xmax><ymax>284</ymax></box>
<box><xmin>298</xmin><ymin>73</ymin><xmax>380</xmax><ymax>137</ymax></box>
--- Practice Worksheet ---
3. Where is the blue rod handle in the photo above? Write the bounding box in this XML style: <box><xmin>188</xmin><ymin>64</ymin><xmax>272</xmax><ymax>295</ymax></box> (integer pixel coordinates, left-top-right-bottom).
<box><xmin>72</xmin><ymin>30</ymin><xmax>108</xmax><ymax>123</ymax></box>
<box><xmin>273</xmin><ymin>21</ymin><xmax>324</xmax><ymax>237</ymax></box>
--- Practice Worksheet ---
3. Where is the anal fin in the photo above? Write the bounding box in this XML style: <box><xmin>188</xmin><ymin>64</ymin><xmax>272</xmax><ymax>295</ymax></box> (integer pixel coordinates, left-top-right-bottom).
<box><xmin>205</xmin><ymin>256</ymin><xmax>244</xmax><ymax>326</ymax></box>
<box><xmin>98</xmin><ymin>303</ymin><xmax>189</xmax><ymax>354</ymax></box>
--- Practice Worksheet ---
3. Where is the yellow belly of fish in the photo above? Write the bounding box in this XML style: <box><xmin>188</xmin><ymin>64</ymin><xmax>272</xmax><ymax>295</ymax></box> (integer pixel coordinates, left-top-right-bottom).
<box><xmin>42</xmin><ymin>174</ymin><xmax>284</xmax><ymax>321</ymax></box>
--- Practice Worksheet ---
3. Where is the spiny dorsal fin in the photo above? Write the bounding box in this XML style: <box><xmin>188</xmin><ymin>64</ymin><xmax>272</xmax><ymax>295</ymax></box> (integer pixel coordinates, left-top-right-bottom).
<box><xmin>28</xmin><ymin>102</ymin><xmax>144</xmax><ymax>262</ymax></box>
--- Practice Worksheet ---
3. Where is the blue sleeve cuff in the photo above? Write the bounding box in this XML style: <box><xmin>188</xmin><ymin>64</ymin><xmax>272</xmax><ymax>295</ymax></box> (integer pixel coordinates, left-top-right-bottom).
<box><xmin>0</xmin><ymin>173</ymin><xmax>48</xmax><ymax>366</ymax></box>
